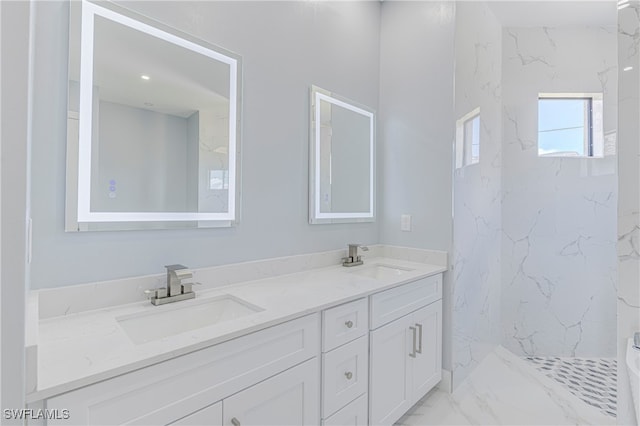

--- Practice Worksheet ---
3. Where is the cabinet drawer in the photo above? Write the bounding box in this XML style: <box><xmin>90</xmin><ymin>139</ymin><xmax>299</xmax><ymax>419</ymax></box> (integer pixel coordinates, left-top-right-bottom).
<box><xmin>322</xmin><ymin>298</ymin><xmax>368</xmax><ymax>352</ymax></box>
<box><xmin>47</xmin><ymin>314</ymin><xmax>319</xmax><ymax>425</ymax></box>
<box><xmin>369</xmin><ymin>274</ymin><xmax>442</xmax><ymax>329</ymax></box>
<box><xmin>322</xmin><ymin>393</ymin><xmax>368</xmax><ymax>426</ymax></box>
<box><xmin>322</xmin><ymin>335</ymin><xmax>368</xmax><ymax>418</ymax></box>
<box><xmin>170</xmin><ymin>402</ymin><xmax>222</xmax><ymax>425</ymax></box>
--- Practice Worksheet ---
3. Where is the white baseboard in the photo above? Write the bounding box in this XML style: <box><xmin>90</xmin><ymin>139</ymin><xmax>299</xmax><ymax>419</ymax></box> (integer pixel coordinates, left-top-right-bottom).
<box><xmin>438</xmin><ymin>369</ymin><xmax>453</xmax><ymax>393</ymax></box>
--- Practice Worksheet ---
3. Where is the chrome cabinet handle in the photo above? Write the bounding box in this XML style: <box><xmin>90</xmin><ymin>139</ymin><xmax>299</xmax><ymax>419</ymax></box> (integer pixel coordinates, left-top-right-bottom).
<box><xmin>416</xmin><ymin>323</ymin><xmax>423</xmax><ymax>354</ymax></box>
<box><xmin>345</xmin><ymin>320</ymin><xmax>354</xmax><ymax>328</ymax></box>
<box><xmin>345</xmin><ymin>371</ymin><xmax>353</xmax><ymax>380</ymax></box>
<box><xmin>231</xmin><ymin>418</ymin><xmax>241</xmax><ymax>426</ymax></box>
<box><xmin>409</xmin><ymin>326</ymin><xmax>417</xmax><ymax>358</ymax></box>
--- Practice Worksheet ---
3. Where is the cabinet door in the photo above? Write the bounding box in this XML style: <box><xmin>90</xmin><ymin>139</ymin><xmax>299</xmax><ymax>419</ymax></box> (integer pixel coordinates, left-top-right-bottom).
<box><xmin>323</xmin><ymin>393</ymin><xmax>368</xmax><ymax>426</ymax></box>
<box><xmin>369</xmin><ymin>314</ymin><xmax>413</xmax><ymax>426</ymax></box>
<box><xmin>170</xmin><ymin>402</ymin><xmax>222</xmax><ymax>425</ymax></box>
<box><xmin>410</xmin><ymin>301</ymin><xmax>442</xmax><ymax>401</ymax></box>
<box><xmin>223</xmin><ymin>358</ymin><xmax>319</xmax><ymax>426</ymax></box>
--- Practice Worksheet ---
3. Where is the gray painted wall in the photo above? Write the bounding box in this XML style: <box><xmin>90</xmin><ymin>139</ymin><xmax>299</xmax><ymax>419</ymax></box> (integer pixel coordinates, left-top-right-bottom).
<box><xmin>1</xmin><ymin>0</ymin><xmax>29</xmax><ymax>418</ymax></box>
<box><xmin>378</xmin><ymin>1</ymin><xmax>455</xmax><ymax>371</ymax></box>
<box><xmin>378</xmin><ymin>1</ymin><xmax>455</xmax><ymax>251</ymax></box>
<box><xmin>29</xmin><ymin>1</ymin><xmax>381</xmax><ymax>289</ymax></box>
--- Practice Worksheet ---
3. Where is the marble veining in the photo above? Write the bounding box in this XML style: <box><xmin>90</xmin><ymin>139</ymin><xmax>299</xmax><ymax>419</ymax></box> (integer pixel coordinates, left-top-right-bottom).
<box><xmin>618</xmin><ymin>3</ymin><xmax>640</xmax><ymax>424</ymax></box>
<box><xmin>452</xmin><ymin>2</ymin><xmax>503</xmax><ymax>387</ymax></box>
<box><xmin>501</xmin><ymin>26</ymin><xmax>618</xmax><ymax>359</ymax></box>
<box><xmin>395</xmin><ymin>346</ymin><xmax>614</xmax><ymax>426</ymax></box>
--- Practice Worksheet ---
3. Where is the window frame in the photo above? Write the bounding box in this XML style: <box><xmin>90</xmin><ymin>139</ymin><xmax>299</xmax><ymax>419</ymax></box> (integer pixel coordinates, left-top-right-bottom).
<box><xmin>455</xmin><ymin>107</ymin><xmax>481</xmax><ymax>169</ymax></box>
<box><xmin>537</xmin><ymin>93</ymin><xmax>603</xmax><ymax>158</ymax></box>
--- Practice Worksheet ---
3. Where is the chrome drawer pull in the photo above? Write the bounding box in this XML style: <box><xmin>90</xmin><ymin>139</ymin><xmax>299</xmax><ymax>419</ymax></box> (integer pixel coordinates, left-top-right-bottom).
<box><xmin>345</xmin><ymin>371</ymin><xmax>353</xmax><ymax>380</ymax></box>
<box><xmin>409</xmin><ymin>326</ymin><xmax>417</xmax><ymax>358</ymax></box>
<box><xmin>416</xmin><ymin>323</ymin><xmax>423</xmax><ymax>354</ymax></box>
<box><xmin>231</xmin><ymin>418</ymin><xmax>241</xmax><ymax>426</ymax></box>
<box><xmin>345</xmin><ymin>320</ymin><xmax>354</xmax><ymax>328</ymax></box>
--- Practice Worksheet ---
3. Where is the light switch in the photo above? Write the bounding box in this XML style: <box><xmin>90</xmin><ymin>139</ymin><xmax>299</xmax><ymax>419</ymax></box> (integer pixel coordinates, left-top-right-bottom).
<box><xmin>401</xmin><ymin>214</ymin><xmax>411</xmax><ymax>231</ymax></box>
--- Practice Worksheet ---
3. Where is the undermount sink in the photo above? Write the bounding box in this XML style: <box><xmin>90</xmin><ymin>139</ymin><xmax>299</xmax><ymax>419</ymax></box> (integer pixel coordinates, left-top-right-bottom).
<box><xmin>117</xmin><ymin>295</ymin><xmax>264</xmax><ymax>344</ymax></box>
<box><xmin>350</xmin><ymin>263</ymin><xmax>415</xmax><ymax>280</ymax></box>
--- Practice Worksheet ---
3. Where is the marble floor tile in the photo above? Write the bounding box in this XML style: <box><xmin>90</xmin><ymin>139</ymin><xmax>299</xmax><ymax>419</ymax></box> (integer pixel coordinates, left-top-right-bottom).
<box><xmin>395</xmin><ymin>346</ymin><xmax>614</xmax><ymax>426</ymax></box>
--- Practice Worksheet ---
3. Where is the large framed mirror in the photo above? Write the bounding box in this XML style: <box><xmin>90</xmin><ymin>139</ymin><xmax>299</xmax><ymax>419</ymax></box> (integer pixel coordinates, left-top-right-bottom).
<box><xmin>309</xmin><ymin>86</ymin><xmax>375</xmax><ymax>224</ymax></box>
<box><xmin>66</xmin><ymin>0</ymin><xmax>241</xmax><ymax>231</ymax></box>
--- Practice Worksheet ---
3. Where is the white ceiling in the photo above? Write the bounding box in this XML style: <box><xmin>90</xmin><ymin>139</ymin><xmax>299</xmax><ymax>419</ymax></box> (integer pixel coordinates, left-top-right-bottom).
<box><xmin>487</xmin><ymin>1</ymin><xmax>617</xmax><ymax>28</ymax></box>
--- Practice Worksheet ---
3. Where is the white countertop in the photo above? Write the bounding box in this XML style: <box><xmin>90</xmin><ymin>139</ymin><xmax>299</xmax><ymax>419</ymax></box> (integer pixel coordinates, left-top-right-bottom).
<box><xmin>29</xmin><ymin>257</ymin><xmax>446</xmax><ymax>402</ymax></box>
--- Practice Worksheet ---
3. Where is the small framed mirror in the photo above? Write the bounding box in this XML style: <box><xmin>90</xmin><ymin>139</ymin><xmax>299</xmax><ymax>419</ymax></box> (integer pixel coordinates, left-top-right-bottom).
<box><xmin>66</xmin><ymin>0</ymin><xmax>241</xmax><ymax>231</ymax></box>
<box><xmin>309</xmin><ymin>86</ymin><xmax>375</xmax><ymax>224</ymax></box>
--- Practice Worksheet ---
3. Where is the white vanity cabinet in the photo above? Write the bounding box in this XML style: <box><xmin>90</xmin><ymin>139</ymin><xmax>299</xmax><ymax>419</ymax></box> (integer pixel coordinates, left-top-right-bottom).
<box><xmin>36</xmin><ymin>270</ymin><xmax>445</xmax><ymax>426</ymax></box>
<box><xmin>368</xmin><ymin>275</ymin><xmax>443</xmax><ymax>426</ymax></box>
<box><xmin>45</xmin><ymin>314</ymin><xmax>320</xmax><ymax>426</ymax></box>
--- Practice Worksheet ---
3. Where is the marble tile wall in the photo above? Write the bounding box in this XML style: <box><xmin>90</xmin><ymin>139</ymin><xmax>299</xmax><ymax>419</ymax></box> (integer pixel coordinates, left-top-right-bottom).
<box><xmin>501</xmin><ymin>27</ymin><xmax>618</xmax><ymax>358</ymax></box>
<box><xmin>617</xmin><ymin>3</ymin><xmax>640</xmax><ymax>424</ymax></box>
<box><xmin>452</xmin><ymin>2</ymin><xmax>503</xmax><ymax>387</ymax></box>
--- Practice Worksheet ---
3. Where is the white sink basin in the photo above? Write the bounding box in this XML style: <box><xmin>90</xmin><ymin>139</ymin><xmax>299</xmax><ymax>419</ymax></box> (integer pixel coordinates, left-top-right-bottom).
<box><xmin>117</xmin><ymin>295</ymin><xmax>263</xmax><ymax>344</ymax></box>
<box><xmin>350</xmin><ymin>263</ymin><xmax>414</xmax><ymax>280</ymax></box>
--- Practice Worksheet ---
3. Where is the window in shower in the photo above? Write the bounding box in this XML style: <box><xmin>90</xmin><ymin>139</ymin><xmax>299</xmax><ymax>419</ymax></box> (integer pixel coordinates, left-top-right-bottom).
<box><xmin>538</xmin><ymin>93</ymin><xmax>603</xmax><ymax>157</ymax></box>
<box><xmin>455</xmin><ymin>107</ymin><xmax>480</xmax><ymax>169</ymax></box>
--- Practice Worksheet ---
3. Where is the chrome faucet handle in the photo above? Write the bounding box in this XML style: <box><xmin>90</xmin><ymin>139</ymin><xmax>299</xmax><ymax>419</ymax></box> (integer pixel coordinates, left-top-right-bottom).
<box><xmin>144</xmin><ymin>287</ymin><xmax>167</xmax><ymax>299</ymax></box>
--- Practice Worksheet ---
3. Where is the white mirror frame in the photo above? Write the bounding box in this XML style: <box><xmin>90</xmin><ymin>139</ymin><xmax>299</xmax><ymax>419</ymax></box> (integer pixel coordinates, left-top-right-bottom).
<box><xmin>66</xmin><ymin>1</ymin><xmax>241</xmax><ymax>230</ymax></box>
<box><xmin>309</xmin><ymin>86</ymin><xmax>375</xmax><ymax>225</ymax></box>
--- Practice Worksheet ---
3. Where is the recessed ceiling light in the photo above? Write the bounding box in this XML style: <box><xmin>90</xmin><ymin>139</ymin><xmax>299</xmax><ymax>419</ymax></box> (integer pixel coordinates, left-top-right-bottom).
<box><xmin>624</xmin><ymin>66</ymin><xmax>634</xmax><ymax>72</ymax></box>
<box><xmin>141</xmin><ymin>75</ymin><xmax>150</xmax><ymax>80</ymax></box>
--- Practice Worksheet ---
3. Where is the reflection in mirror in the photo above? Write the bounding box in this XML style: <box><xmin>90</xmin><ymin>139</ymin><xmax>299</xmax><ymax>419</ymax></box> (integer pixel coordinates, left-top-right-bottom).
<box><xmin>66</xmin><ymin>1</ymin><xmax>241</xmax><ymax>231</ymax></box>
<box><xmin>309</xmin><ymin>86</ymin><xmax>375</xmax><ymax>224</ymax></box>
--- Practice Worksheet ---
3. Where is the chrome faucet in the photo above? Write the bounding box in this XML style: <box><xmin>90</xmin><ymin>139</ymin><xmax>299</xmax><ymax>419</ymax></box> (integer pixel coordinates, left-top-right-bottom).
<box><xmin>145</xmin><ymin>264</ymin><xmax>196</xmax><ymax>306</ymax></box>
<box><xmin>342</xmin><ymin>244</ymin><xmax>369</xmax><ymax>267</ymax></box>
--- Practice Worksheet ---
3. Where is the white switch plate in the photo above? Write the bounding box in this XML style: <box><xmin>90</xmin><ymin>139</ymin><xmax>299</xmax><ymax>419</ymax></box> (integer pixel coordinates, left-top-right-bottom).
<box><xmin>401</xmin><ymin>214</ymin><xmax>411</xmax><ymax>231</ymax></box>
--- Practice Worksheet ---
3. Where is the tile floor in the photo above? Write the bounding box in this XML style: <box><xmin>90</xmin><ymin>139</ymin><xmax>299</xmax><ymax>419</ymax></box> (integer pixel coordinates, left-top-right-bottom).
<box><xmin>525</xmin><ymin>356</ymin><xmax>617</xmax><ymax>418</ymax></box>
<box><xmin>395</xmin><ymin>346</ymin><xmax>614</xmax><ymax>425</ymax></box>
